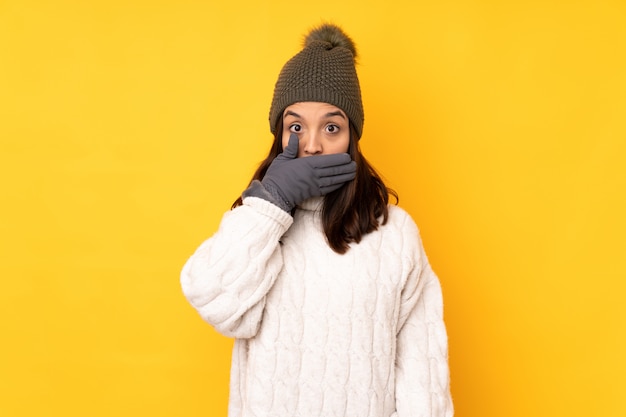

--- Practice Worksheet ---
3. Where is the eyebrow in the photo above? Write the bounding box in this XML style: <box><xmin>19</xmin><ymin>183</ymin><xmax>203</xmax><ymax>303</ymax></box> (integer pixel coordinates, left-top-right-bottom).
<box><xmin>324</xmin><ymin>111</ymin><xmax>346</xmax><ymax>120</ymax></box>
<box><xmin>283</xmin><ymin>110</ymin><xmax>347</xmax><ymax>120</ymax></box>
<box><xmin>283</xmin><ymin>110</ymin><xmax>301</xmax><ymax>119</ymax></box>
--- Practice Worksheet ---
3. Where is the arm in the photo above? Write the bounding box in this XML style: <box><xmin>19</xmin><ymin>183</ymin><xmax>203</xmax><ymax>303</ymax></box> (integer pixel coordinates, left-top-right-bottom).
<box><xmin>180</xmin><ymin>196</ymin><xmax>293</xmax><ymax>338</ymax></box>
<box><xmin>181</xmin><ymin>134</ymin><xmax>355</xmax><ymax>338</ymax></box>
<box><xmin>395</xmin><ymin>218</ymin><xmax>453</xmax><ymax>416</ymax></box>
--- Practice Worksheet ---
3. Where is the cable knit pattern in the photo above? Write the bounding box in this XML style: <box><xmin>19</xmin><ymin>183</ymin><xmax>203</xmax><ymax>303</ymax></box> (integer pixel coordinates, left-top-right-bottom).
<box><xmin>181</xmin><ymin>196</ymin><xmax>453</xmax><ymax>417</ymax></box>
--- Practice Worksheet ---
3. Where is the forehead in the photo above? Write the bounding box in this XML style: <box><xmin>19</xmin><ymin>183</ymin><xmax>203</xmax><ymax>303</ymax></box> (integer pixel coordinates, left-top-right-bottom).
<box><xmin>283</xmin><ymin>102</ymin><xmax>346</xmax><ymax>116</ymax></box>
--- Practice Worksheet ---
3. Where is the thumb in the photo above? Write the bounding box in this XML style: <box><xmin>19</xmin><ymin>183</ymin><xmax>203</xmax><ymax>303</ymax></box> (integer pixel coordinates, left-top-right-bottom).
<box><xmin>282</xmin><ymin>133</ymin><xmax>299</xmax><ymax>159</ymax></box>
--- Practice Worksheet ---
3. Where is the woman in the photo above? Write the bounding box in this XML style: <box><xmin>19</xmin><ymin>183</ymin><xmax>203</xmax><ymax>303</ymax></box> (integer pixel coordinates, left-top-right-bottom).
<box><xmin>181</xmin><ymin>23</ymin><xmax>453</xmax><ymax>417</ymax></box>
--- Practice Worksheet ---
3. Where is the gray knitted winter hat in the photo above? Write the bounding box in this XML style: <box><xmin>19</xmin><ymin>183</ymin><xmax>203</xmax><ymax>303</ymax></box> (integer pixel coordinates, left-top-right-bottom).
<box><xmin>269</xmin><ymin>24</ymin><xmax>364</xmax><ymax>139</ymax></box>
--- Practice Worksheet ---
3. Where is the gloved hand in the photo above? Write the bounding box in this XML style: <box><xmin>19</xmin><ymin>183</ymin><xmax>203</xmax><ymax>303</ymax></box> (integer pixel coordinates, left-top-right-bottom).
<box><xmin>259</xmin><ymin>133</ymin><xmax>357</xmax><ymax>212</ymax></box>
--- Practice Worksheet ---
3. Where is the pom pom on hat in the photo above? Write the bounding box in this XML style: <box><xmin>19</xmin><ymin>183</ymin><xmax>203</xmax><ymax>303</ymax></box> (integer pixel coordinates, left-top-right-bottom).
<box><xmin>303</xmin><ymin>23</ymin><xmax>358</xmax><ymax>61</ymax></box>
<box><xmin>269</xmin><ymin>23</ymin><xmax>365</xmax><ymax>139</ymax></box>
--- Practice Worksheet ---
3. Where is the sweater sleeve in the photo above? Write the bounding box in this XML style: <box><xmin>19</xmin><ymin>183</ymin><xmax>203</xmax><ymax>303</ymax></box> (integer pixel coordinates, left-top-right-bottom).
<box><xmin>180</xmin><ymin>196</ymin><xmax>293</xmax><ymax>338</ymax></box>
<box><xmin>394</xmin><ymin>215</ymin><xmax>454</xmax><ymax>417</ymax></box>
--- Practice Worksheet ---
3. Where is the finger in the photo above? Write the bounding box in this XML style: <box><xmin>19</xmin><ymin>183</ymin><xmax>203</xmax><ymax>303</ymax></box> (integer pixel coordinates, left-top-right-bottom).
<box><xmin>316</xmin><ymin>161</ymin><xmax>357</xmax><ymax>179</ymax></box>
<box><xmin>308</xmin><ymin>153</ymin><xmax>352</xmax><ymax>168</ymax></box>
<box><xmin>319</xmin><ymin>170</ymin><xmax>357</xmax><ymax>187</ymax></box>
<box><xmin>282</xmin><ymin>133</ymin><xmax>299</xmax><ymax>159</ymax></box>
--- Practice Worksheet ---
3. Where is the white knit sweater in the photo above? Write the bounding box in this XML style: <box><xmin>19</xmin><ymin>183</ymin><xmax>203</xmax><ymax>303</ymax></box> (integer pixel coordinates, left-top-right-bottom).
<box><xmin>181</xmin><ymin>196</ymin><xmax>453</xmax><ymax>417</ymax></box>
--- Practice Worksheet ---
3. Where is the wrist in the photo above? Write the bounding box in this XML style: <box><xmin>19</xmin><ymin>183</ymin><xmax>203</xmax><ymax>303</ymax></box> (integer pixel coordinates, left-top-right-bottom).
<box><xmin>243</xmin><ymin>180</ymin><xmax>292</xmax><ymax>213</ymax></box>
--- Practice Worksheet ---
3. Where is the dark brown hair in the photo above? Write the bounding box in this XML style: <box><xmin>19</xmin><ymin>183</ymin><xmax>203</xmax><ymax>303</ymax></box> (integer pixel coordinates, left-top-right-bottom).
<box><xmin>232</xmin><ymin>118</ymin><xmax>397</xmax><ymax>254</ymax></box>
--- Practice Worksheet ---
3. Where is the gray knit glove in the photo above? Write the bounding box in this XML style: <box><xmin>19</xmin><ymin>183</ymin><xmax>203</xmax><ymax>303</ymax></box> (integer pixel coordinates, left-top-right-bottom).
<box><xmin>243</xmin><ymin>133</ymin><xmax>356</xmax><ymax>212</ymax></box>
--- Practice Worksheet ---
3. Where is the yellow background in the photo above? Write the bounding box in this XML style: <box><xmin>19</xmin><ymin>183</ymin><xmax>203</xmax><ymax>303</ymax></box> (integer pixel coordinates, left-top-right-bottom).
<box><xmin>1</xmin><ymin>0</ymin><xmax>625</xmax><ymax>416</ymax></box>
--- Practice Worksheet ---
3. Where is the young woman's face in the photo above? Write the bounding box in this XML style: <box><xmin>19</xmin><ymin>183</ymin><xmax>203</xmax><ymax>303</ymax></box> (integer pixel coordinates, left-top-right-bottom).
<box><xmin>282</xmin><ymin>102</ymin><xmax>350</xmax><ymax>158</ymax></box>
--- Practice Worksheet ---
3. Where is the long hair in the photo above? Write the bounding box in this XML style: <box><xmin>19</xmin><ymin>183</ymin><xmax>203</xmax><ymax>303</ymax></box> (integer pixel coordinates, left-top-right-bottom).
<box><xmin>232</xmin><ymin>118</ymin><xmax>398</xmax><ymax>254</ymax></box>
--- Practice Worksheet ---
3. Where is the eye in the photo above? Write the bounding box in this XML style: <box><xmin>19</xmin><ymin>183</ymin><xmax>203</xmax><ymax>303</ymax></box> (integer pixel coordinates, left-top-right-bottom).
<box><xmin>289</xmin><ymin>124</ymin><xmax>302</xmax><ymax>133</ymax></box>
<box><xmin>325</xmin><ymin>124</ymin><xmax>340</xmax><ymax>133</ymax></box>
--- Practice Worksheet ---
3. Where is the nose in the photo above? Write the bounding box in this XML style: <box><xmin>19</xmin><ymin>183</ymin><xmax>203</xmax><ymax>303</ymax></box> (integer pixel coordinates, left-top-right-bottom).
<box><xmin>302</xmin><ymin>132</ymin><xmax>322</xmax><ymax>156</ymax></box>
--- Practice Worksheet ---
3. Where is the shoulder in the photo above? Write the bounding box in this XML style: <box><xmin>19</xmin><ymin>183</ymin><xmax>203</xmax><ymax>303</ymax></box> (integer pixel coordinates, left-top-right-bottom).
<box><xmin>386</xmin><ymin>204</ymin><xmax>419</xmax><ymax>234</ymax></box>
<box><xmin>381</xmin><ymin>204</ymin><xmax>429</xmax><ymax>260</ymax></box>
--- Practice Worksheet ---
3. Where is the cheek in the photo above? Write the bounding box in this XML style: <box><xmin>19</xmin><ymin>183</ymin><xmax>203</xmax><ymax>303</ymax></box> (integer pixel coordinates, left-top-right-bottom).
<box><xmin>342</xmin><ymin>137</ymin><xmax>350</xmax><ymax>153</ymax></box>
<box><xmin>323</xmin><ymin>134</ymin><xmax>350</xmax><ymax>155</ymax></box>
<box><xmin>336</xmin><ymin>132</ymin><xmax>350</xmax><ymax>153</ymax></box>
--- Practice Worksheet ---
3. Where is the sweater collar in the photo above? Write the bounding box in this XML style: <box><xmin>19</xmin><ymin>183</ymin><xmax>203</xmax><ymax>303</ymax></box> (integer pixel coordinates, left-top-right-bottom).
<box><xmin>297</xmin><ymin>196</ymin><xmax>324</xmax><ymax>212</ymax></box>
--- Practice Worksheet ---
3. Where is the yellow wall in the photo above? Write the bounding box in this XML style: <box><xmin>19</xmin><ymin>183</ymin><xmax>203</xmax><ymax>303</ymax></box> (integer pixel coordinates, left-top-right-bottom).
<box><xmin>1</xmin><ymin>1</ymin><xmax>624</xmax><ymax>416</ymax></box>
